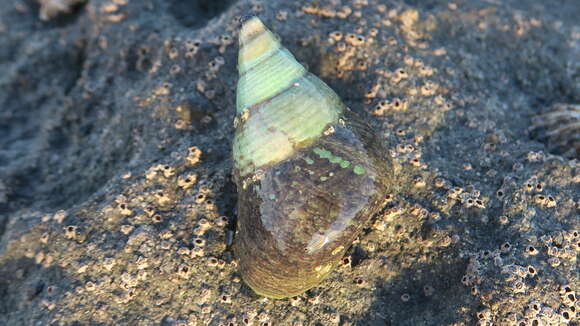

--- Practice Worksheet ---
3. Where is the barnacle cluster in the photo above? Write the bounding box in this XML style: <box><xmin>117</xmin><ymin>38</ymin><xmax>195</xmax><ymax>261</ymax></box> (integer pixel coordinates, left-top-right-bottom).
<box><xmin>461</xmin><ymin>227</ymin><xmax>579</xmax><ymax>325</ymax></box>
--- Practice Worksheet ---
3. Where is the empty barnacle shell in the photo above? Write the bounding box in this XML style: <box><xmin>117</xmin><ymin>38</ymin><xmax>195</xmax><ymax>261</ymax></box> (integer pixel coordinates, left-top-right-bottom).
<box><xmin>232</xmin><ymin>17</ymin><xmax>394</xmax><ymax>299</ymax></box>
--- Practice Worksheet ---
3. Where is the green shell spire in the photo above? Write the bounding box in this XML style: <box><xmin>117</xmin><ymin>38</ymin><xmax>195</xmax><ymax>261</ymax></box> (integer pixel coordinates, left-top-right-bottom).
<box><xmin>233</xmin><ymin>17</ymin><xmax>343</xmax><ymax>177</ymax></box>
<box><xmin>233</xmin><ymin>17</ymin><xmax>393</xmax><ymax>299</ymax></box>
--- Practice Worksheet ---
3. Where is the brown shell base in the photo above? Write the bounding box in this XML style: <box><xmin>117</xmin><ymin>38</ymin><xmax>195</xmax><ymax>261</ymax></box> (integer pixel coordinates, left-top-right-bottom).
<box><xmin>234</xmin><ymin>110</ymin><xmax>393</xmax><ymax>298</ymax></box>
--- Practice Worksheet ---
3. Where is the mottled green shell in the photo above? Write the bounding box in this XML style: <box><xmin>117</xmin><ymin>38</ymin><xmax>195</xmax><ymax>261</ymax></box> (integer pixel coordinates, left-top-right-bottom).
<box><xmin>233</xmin><ymin>17</ymin><xmax>393</xmax><ymax>299</ymax></box>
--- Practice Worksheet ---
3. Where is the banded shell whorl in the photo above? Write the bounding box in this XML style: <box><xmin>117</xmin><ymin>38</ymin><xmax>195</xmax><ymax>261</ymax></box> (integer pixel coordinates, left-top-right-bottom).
<box><xmin>233</xmin><ymin>17</ymin><xmax>344</xmax><ymax>177</ymax></box>
<box><xmin>233</xmin><ymin>17</ymin><xmax>393</xmax><ymax>299</ymax></box>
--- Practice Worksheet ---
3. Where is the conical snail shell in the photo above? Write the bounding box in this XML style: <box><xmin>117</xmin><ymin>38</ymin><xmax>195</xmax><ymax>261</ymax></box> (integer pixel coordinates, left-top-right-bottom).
<box><xmin>233</xmin><ymin>17</ymin><xmax>393</xmax><ymax>299</ymax></box>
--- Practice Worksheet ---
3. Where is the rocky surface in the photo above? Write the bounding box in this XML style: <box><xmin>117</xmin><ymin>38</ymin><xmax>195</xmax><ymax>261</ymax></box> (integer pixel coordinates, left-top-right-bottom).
<box><xmin>0</xmin><ymin>0</ymin><xmax>578</xmax><ymax>325</ymax></box>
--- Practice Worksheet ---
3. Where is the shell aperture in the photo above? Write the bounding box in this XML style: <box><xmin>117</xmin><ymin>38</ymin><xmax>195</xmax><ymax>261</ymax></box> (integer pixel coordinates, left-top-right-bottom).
<box><xmin>233</xmin><ymin>17</ymin><xmax>393</xmax><ymax>299</ymax></box>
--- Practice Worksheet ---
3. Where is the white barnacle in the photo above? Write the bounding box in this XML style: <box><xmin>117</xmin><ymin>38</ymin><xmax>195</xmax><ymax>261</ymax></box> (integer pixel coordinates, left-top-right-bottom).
<box><xmin>323</xmin><ymin>125</ymin><xmax>335</xmax><ymax>136</ymax></box>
